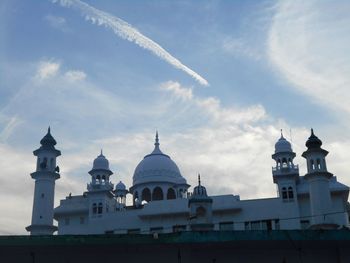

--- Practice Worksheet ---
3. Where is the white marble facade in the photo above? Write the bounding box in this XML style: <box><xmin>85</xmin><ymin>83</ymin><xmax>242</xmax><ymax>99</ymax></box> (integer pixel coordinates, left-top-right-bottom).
<box><xmin>27</xmin><ymin>129</ymin><xmax>349</xmax><ymax>235</ymax></box>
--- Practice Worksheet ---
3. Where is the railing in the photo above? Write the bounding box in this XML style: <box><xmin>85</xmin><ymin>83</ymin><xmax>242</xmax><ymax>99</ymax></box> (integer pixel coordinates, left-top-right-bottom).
<box><xmin>272</xmin><ymin>165</ymin><xmax>299</xmax><ymax>174</ymax></box>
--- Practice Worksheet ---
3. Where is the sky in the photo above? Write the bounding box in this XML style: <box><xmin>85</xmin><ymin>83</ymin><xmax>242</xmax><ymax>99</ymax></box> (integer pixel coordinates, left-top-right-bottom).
<box><xmin>0</xmin><ymin>0</ymin><xmax>350</xmax><ymax>234</ymax></box>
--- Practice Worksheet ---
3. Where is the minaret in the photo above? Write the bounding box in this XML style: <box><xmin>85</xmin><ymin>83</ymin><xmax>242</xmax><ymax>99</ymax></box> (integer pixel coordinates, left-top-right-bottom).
<box><xmin>26</xmin><ymin>127</ymin><xmax>61</xmax><ymax>235</ymax></box>
<box><xmin>272</xmin><ymin>130</ymin><xmax>299</xmax><ymax>201</ymax></box>
<box><xmin>87</xmin><ymin>150</ymin><xmax>113</xmax><ymax>192</ymax></box>
<box><xmin>189</xmin><ymin>175</ymin><xmax>213</xmax><ymax>231</ymax></box>
<box><xmin>115</xmin><ymin>181</ymin><xmax>128</xmax><ymax>211</ymax></box>
<box><xmin>87</xmin><ymin>151</ymin><xmax>114</xmax><ymax>218</ymax></box>
<box><xmin>302</xmin><ymin>129</ymin><xmax>336</xmax><ymax>229</ymax></box>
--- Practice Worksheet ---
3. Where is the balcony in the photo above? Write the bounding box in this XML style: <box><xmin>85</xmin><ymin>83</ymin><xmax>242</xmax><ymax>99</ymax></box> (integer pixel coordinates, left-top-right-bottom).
<box><xmin>272</xmin><ymin>165</ymin><xmax>299</xmax><ymax>176</ymax></box>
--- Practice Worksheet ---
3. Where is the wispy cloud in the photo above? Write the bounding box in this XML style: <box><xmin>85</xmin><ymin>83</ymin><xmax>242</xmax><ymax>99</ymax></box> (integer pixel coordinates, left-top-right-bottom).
<box><xmin>44</xmin><ymin>14</ymin><xmax>69</xmax><ymax>32</ymax></box>
<box><xmin>35</xmin><ymin>60</ymin><xmax>60</xmax><ymax>80</ymax></box>
<box><xmin>64</xmin><ymin>70</ymin><xmax>86</xmax><ymax>81</ymax></box>
<box><xmin>268</xmin><ymin>0</ymin><xmax>350</xmax><ymax>115</ymax></box>
<box><xmin>0</xmin><ymin>115</ymin><xmax>22</xmax><ymax>142</ymax></box>
<box><xmin>222</xmin><ymin>37</ymin><xmax>262</xmax><ymax>61</ymax></box>
<box><xmin>52</xmin><ymin>0</ymin><xmax>209</xmax><ymax>86</ymax></box>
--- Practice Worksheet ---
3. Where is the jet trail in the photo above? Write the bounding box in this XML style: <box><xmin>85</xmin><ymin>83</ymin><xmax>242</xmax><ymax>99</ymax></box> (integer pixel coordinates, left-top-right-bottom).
<box><xmin>53</xmin><ymin>0</ymin><xmax>209</xmax><ymax>86</ymax></box>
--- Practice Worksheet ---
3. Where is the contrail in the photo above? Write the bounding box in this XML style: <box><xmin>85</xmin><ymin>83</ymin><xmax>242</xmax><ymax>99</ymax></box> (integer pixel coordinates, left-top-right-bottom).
<box><xmin>52</xmin><ymin>0</ymin><xmax>209</xmax><ymax>86</ymax></box>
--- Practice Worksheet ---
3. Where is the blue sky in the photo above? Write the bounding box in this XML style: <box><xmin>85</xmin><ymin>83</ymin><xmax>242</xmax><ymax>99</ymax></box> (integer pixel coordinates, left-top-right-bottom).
<box><xmin>0</xmin><ymin>0</ymin><xmax>349</xmax><ymax>234</ymax></box>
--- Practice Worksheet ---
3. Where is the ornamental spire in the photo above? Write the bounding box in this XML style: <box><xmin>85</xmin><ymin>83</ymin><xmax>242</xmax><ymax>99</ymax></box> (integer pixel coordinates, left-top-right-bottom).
<box><xmin>155</xmin><ymin>130</ymin><xmax>159</xmax><ymax>147</ymax></box>
<box><xmin>280</xmin><ymin>129</ymin><xmax>284</xmax><ymax>138</ymax></box>
<box><xmin>198</xmin><ymin>173</ymin><xmax>201</xmax><ymax>186</ymax></box>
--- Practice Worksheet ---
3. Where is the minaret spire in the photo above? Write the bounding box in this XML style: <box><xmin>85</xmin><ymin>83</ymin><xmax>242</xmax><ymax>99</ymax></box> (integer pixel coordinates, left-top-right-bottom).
<box><xmin>48</xmin><ymin>126</ymin><xmax>51</xmax><ymax>134</ymax></box>
<box><xmin>280</xmin><ymin>129</ymin><xmax>283</xmax><ymax>138</ymax></box>
<box><xmin>155</xmin><ymin>130</ymin><xmax>159</xmax><ymax>147</ymax></box>
<box><xmin>198</xmin><ymin>173</ymin><xmax>201</xmax><ymax>186</ymax></box>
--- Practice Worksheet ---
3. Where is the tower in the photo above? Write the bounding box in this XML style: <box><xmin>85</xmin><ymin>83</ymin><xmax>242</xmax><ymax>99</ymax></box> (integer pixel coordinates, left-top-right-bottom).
<box><xmin>272</xmin><ymin>131</ymin><xmax>299</xmax><ymax>201</ymax></box>
<box><xmin>115</xmin><ymin>181</ymin><xmax>128</xmax><ymax>211</ymax></box>
<box><xmin>26</xmin><ymin>127</ymin><xmax>61</xmax><ymax>235</ymax></box>
<box><xmin>188</xmin><ymin>175</ymin><xmax>213</xmax><ymax>231</ymax></box>
<box><xmin>87</xmin><ymin>151</ymin><xmax>114</xmax><ymax>218</ymax></box>
<box><xmin>302</xmin><ymin>129</ymin><xmax>336</xmax><ymax>229</ymax></box>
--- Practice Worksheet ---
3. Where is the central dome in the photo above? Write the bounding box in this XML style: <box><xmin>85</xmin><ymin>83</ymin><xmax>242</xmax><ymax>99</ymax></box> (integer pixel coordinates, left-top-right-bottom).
<box><xmin>132</xmin><ymin>132</ymin><xmax>187</xmax><ymax>186</ymax></box>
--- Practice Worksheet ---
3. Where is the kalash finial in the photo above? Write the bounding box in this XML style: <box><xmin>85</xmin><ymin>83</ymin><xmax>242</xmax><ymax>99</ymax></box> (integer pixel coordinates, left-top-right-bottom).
<box><xmin>198</xmin><ymin>173</ymin><xmax>201</xmax><ymax>186</ymax></box>
<box><xmin>311</xmin><ymin>128</ymin><xmax>314</xmax><ymax>135</ymax></box>
<box><xmin>280</xmin><ymin>129</ymin><xmax>284</xmax><ymax>138</ymax></box>
<box><xmin>155</xmin><ymin>130</ymin><xmax>159</xmax><ymax>147</ymax></box>
<box><xmin>48</xmin><ymin>126</ymin><xmax>51</xmax><ymax>134</ymax></box>
<box><xmin>99</xmin><ymin>149</ymin><xmax>103</xmax><ymax>156</ymax></box>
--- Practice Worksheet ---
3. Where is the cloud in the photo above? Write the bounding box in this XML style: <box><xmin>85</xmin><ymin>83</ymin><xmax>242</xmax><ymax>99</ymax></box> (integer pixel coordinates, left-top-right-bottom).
<box><xmin>64</xmin><ymin>70</ymin><xmax>87</xmax><ymax>81</ymax></box>
<box><xmin>0</xmin><ymin>115</ymin><xmax>22</xmax><ymax>142</ymax></box>
<box><xmin>160</xmin><ymin>81</ymin><xmax>193</xmax><ymax>101</ymax></box>
<box><xmin>35</xmin><ymin>60</ymin><xmax>60</xmax><ymax>80</ymax></box>
<box><xmin>222</xmin><ymin>37</ymin><xmax>262</xmax><ymax>61</ymax></box>
<box><xmin>267</xmin><ymin>0</ymin><xmax>350</xmax><ymax>115</ymax></box>
<box><xmin>52</xmin><ymin>0</ymin><xmax>209</xmax><ymax>86</ymax></box>
<box><xmin>44</xmin><ymin>14</ymin><xmax>69</xmax><ymax>32</ymax></box>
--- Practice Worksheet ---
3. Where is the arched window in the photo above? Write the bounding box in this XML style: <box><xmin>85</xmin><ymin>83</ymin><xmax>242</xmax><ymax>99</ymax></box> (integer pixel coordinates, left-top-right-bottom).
<box><xmin>288</xmin><ymin>187</ymin><xmax>294</xmax><ymax>199</ymax></box>
<box><xmin>96</xmin><ymin>175</ymin><xmax>101</xmax><ymax>184</ymax></box>
<box><xmin>92</xmin><ymin>203</ymin><xmax>97</xmax><ymax>214</ymax></box>
<box><xmin>196</xmin><ymin>206</ymin><xmax>206</xmax><ymax>217</ymax></box>
<box><xmin>317</xmin><ymin>159</ymin><xmax>321</xmax><ymax>169</ymax></box>
<box><xmin>167</xmin><ymin>188</ymin><xmax>176</xmax><ymax>200</ymax></box>
<box><xmin>142</xmin><ymin>188</ymin><xmax>151</xmax><ymax>202</ymax></box>
<box><xmin>101</xmin><ymin>175</ymin><xmax>106</xmax><ymax>184</ymax></box>
<box><xmin>281</xmin><ymin>187</ymin><xmax>287</xmax><ymax>200</ymax></box>
<box><xmin>282</xmin><ymin>158</ymin><xmax>287</xmax><ymax>168</ymax></box>
<box><xmin>152</xmin><ymin>187</ymin><xmax>163</xmax><ymax>201</ymax></box>
<box><xmin>310</xmin><ymin>159</ymin><xmax>315</xmax><ymax>170</ymax></box>
<box><xmin>277</xmin><ymin>159</ymin><xmax>281</xmax><ymax>168</ymax></box>
<box><xmin>98</xmin><ymin>202</ymin><xmax>103</xmax><ymax>214</ymax></box>
<box><xmin>134</xmin><ymin>191</ymin><xmax>139</xmax><ymax>205</ymax></box>
<box><xmin>288</xmin><ymin>158</ymin><xmax>292</xmax><ymax>167</ymax></box>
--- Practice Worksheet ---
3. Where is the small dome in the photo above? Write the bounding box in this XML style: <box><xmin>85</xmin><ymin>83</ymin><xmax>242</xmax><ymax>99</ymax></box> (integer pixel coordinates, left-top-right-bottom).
<box><xmin>115</xmin><ymin>181</ymin><xmax>126</xmax><ymax>191</ymax></box>
<box><xmin>92</xmin><ymin>150</ymin><xmax>110</xmax><ymax>170</ymax></box>
<box><xmin>192</xmin><ymin>175</ymin><xmax>208</xmax><ymax>197</ymax></box>
<box><xmin>305</xmin><ymin>128</ymin><xmax>322</xmax><ymax>149</ymax></box>
<box><xmin>40</xmin><ymin>127</ymin><xmax>57</xmax><ymax>148</ymax></box>
<box><xmin>132</xmin><ymin>132</ymin><xmax>187</xmax><ymax>186</ymax></box>
<box><xmin>275</xmin><ymin>132</ymin><xmax>292</xmax><ymax>153</ymax></box>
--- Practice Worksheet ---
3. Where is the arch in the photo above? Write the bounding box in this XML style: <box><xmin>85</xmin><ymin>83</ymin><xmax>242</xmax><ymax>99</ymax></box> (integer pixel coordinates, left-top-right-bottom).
<box><xmin>134</xmin><ymin>191</ymin><xmax>139</xmax><ymax>204</ymax></box>
<box><xmin>167</xmin><ymin>188</ymin><xmax>176</xmax><ymax>200</ymax></box>
<box><xmin>281</xmin><ymin>187</ymin><xmax>287</xmax><ymax>200</ymax></box>
<box><xmin>282</xmin><ymin>158</ymin><xmax>287</xmax><ymax>168</ymax></box>
<box><xmin>317</xmin><ymin>159</ymin><xmax>321</xmax><ymax>169</ymax></box>
<box><xmin>92</xmin><ymin>203</ymin><xmax>97</xmax><ymax>214</ymax></box>
<box><xmin>141</xmin><ymin>188</ymin><xmax>151</xmax><ymax>202</ymax></box>
<box><xmin>98</xmin><ymin>202</ymin><xmax>103</xmax><ymax>214</ymax></box>
<box><xmin>196</xmin><ymin>206</ymin><xmax>206</xmax><ymax>217</ymax></box>
<box><xmin>96</xmin><ymin>175</ymin><xmax>101</xmax><ymax>184</ymax></box>
<box><xmin>277</xmin><ymin>159</ymin><xmax>281</xmax><ymax>168</ymax></box>
<box><xmin>152</xmin><ymin>187</ymin><xmax>164</xmax><ymax>201</ymax></box>
<box><xmin>101</xmin><ymin>175</ymin><xmax>106</xmax><ymax>184</ymax></box>
<box><xmin>310</xmin><ymin>159</ymin><xmax>315</xmax><ymax>170</ymax></box>
<box><xmin>288</xmin><ymin>186</ymin><xmax>294</xmax><ymax>199</ymax></box>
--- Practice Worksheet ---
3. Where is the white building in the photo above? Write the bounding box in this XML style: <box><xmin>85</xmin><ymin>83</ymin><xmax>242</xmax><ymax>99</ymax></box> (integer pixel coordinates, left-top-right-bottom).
<box><xmin>26</xmin><ymin>128</ymin><xmax>349</xmax><ymax>235</ymax></box>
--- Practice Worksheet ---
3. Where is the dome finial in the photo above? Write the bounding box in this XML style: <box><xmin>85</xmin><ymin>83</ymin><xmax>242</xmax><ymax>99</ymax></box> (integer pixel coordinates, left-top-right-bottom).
<box><xmin>198</xmin><ymin>173</ymin><xmax>201</xmax><ymax>186</ymax></box>
<box><xmin>155</xmin><ymin>130</ymin><xmax>159</xmax><ymax>147</ymax></box>
<box><xmin>280</xmin><ymin>129</ymin><xmax>284</xmax><ymax>138</ymax></box>
<box><xmin>48</xmin><ymin>126</ymin><xmax>51</xmax><ymax>134</ymax></box>
<box><xmin>100</xmin><ymin>149</ymin><xmax>103</xmax><ymax>156</ymax></box>
<box><xmin>311</xmin><ymin>128</ymin><xmax>314</xmax><ymax>135</ymax></box>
